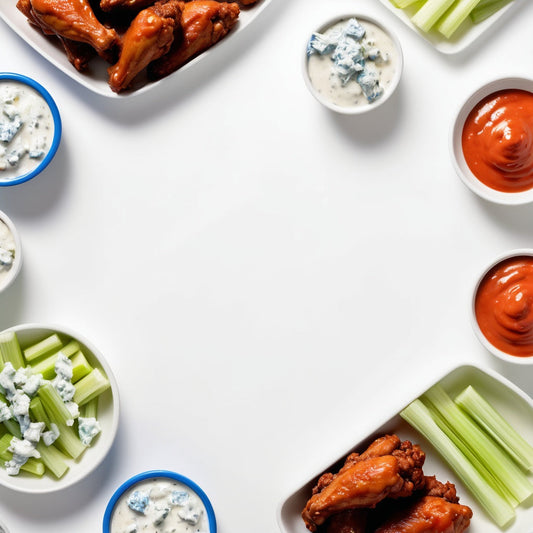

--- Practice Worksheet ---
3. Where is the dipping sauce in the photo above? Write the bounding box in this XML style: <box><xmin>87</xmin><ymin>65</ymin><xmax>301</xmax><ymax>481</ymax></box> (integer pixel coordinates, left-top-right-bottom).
<box><xmin>0</xmin><ymin>217</ymin><xmax>16</xmax><ymax>291</ymax></box>
<box><xmin>462</xmin><ymin>89</ymin><xmax>533</xmax><ymax>193</ymax></box>
<box><xmin>306</xmin><ymin>17</ymin><xmax>399</xmax><ymax>109</ymax></box>
<box><xmin>110</xmin><ymin>477</ymin><xmax>210</xmax><ymax>533</ymax></box>
<box><xmin>475</xmin><ymin>255</ymin><xmax>533</xmax><ymax>357</ymax></box>
<box><xmin>0</xmin><ymin>80</ymin><xmax>55</xmax><ymax>182</ymax></box>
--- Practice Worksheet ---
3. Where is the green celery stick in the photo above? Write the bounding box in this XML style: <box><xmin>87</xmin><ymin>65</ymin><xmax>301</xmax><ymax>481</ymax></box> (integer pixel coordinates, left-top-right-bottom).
<box><xmin>81</xmin><ymin>397</ymin><xmax>98</xmax><ymax>419</ymax></box>
<box><xmin>36</xmin><ymin>441</ymin><xmax>69</xmax><ymax>479</ymax></box>
<box><xmin>23</xmin><ymin>334</ymin><xmax>63</xmax><ymax>363</ymax></box>
<box><xmin>391</xmin><ymin>0</ymin><xmax>422</xmax><ymax>7</ymax></box>
<box><xmin>0</xmin><ymin>332</ymin><xmax>24</xmax><ymax>369</ymax></box>
<box><xmin>0</xmin><ymin>434</ymin><xmax>45</xmax><ymax>477</ymax></box>
<box><xmin>411</xmin><ymin>0</ymin><xmax>457</xmax><ymax>32</ymax></box>
<box><xmin>470</xmin><ymin>0</ymin><xmax>513</xmax><ymax>22</ymax></box>
<box><xmin>38</xmin><ymin>382</ymin><xmax>74</xmax><ymax>426</ymax></box>
<box><xmin>73</xmin><ymin>368</ymin><xmax>110</xmax><ymax>406</ymax></box>
<box><xmin>55</xmin><ymin>421</ymin><xmax>87</xmax><ymax>459</ymax></box>
<box><xmin>29</xmin><ymin>397</ymin><xmax>51</xmax><ymax>428</ymax></box>
<box><xmin>30</xmin><ymin>340</ymin><xmax>81</xmax><ymax>380</ymax></box>
<box><xmin>438</xmin><ymin>0</ymin><xmax>483</xmax><ymax>37</ymax></box>
<box><xmin>70</xmin><ymin>351</ymin><xmax>93</xmax><ymax>384</ymax></box>
<box><xmin>3</xmin><ymin>419</ymin><xmax>22</xmax><ymax>439</ymax></box>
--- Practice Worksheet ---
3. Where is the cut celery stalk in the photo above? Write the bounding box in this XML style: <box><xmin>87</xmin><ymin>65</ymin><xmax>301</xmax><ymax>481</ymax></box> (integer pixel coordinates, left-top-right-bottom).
<box><xmin>456</xmin><ymin>385</ymin><xmax>533</xmax><ymax>472</ymax></box>
<box><xmin>0</xmin><ymin>434</ymin><xmax>45</xmax><ymax>477</ymax></box>
<box><xmin>470</xmin><ymin>0</ymin><xmax>513</xmax><ymax>22</ymax></box>
<box><xmin>438</xmin><ymin>0</ymin><xmax>483</xmax><ymax>37</ymax></box>
<box><xmin>3</xmin><ymin>419</ymin><xmax>22</xmax><ymax>439</ymax></box>
<box><xmin>36</xmin><ymin>441</ymin><xmax>69</xmax><ymax>479</ymax></box>
<box><xmin>30</xmin><ymin>340</ymin><xmax>81</xmax><ymax>380</ymax></box>
<box><xmin>391</xmin><ymin>0</ymin><xmax>422</xmax><ymax>8</ymax></box>
<box><xmin>401</xmin><ymin>398</ymin><xmax>515</xmax><ymax>527</ymax></box>
<box><xmin>23</xmin><ymin>334</ymin><xmax>63</xmax><ymax>363</ymax></box>
<box><xmin>424</xmin><ymin>385</ymin><xmax>533</xmax><ymax>504</ymax></box>
<box><xmin>81</xmin><ymin>397</ymin><xmax>98</xmax><ymax>419</ymax></box>
<box><xmin>55</xmin><ymin>421</ymin><xmax>87</xmax><ymax>459</ymax></box>
<box><xmin>29</xmin><ymin>397</ymin><xmax>51</xmax><ymax>429</ymax></box>
<box><xmin>73</xmin><ymin>368</ymin><xmax>110</xmax><ymax>406</ymax></box>
<box><xmin>70</xmin><ymin>351</ymin><xmax>93</xmax><ymax>384</ymax></box>
<box><xmin>0</xmin><ymin>332</ymin><xmax>24</xmax><ymax>369</ymax></box>
<box><xmin>38</xmin><ymin>382</ymin><xmax>74</xmax><ymax>426</ymax></box>
<box><xmin>411</xmin><ymin>0</ymin><xmax>456</xmax><ymax>32</ymax></box>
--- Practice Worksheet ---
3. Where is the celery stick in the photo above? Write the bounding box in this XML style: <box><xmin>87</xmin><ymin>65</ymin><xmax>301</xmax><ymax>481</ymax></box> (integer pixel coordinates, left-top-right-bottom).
<box><xmin>38</xmin><ymin>382</ymin><xmax>74</xmax><ymax>426</ymax></box>
<box><xmin>470</xmin><ymin>0</ymin><xmax>513</xmax><ymax>22</ymax></box>
<box><xmin>23</xmin><ymin>334</ymin><xmax>63</xmax><ymax>363</ymax></box>
<box><xmin>456</xmin><ymin>385</ymin><xmax>533</xmax><ymax>472</ymax></box>
<box><xmin>411</xmin><ymin>0</ymin><xmax>457</xmax><ymax>32</ymax></box>
<box><xmin>0</xmin><ymin>434</ymin><xmax>45</xmax><ymax>477</ymax></box>
<box><xmin>70</xmin><ymin>351</ymin><xmax>93</xmax><ymax>384</ymax></box>
<box><xmin>30</xmin><ymin>341</ymin><xmax>81</xmax><ymax>380</ymax></box>
<box><xmin>438</xmin><ymin>0</ymin><xmax>483</xmax><ymax>37</ymax></box>
<box><xmin>3</xmin><ymin>419</ymin><xmax>22</xmax><ymax>439</ymax></box>
<box><xmin>73</xmin><ymin>368</ymin><xmax>110</xmax><ymax>406</ymax></box>
<box><xmin>391</xmin><ymin>0</ymin><xmax>423</xmax><ymax>8</ymax></box>
<box><xmin>36</xmin><ymin>441</ymin><xmax>69</xmax><ymax>479</ymax></box>
<box><xmin>81</xmin><ymin>397</ymin><xmax>98</xmax><ymax>419</ymax></box>
<box><xmin>55</xmin><ymin>421</ymin><xmax>87</xmax><ymax>459</ymax></box>
<box><xmin>401</xmin><ymin>399</ymin><xmax>515</xmax><ymax>527</ymax></box>
<box><xmin>0</xmin><ymin>332</ymin><xmax>24</xmax><ymax>369</ymax></box>
<box><xmin>424</xmin><ymin>385</ymin><xmax>533</xmax><ymax>504</ymax></box>
<box><xmin>29</xmin><ymin>397</ymin><xmax>51</xmax><ymax>429</ymax></box>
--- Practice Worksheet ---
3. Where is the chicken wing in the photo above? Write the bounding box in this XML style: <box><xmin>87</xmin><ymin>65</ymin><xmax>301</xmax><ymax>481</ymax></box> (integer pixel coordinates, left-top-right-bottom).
<box><xmin>107</xmin><ymin>0</ymin><xmax>181</xmax><ymax>92</ymax></box>
<box><xmin>29</xmin><ymin>0</ymin><xmax>119</xmax><ymax>55</ymax></box>
<box><xmin>302</xmin><ymin>438</ymin><xmax>426</xmax><ymax>532</ymax></box>
<box><xmin>100</xmin><ymin>0</ymin><xmax>157</xmax><ymax>13</ymax></box>
<box><xmin>325</xmin><ymin>509</ymin><xmax>368</xmax><ymax>533</ymax></box>
<box><xmin>147</xmin><ymin>0</ymin><xmax>240</xmax><ymax>80</ymax></box>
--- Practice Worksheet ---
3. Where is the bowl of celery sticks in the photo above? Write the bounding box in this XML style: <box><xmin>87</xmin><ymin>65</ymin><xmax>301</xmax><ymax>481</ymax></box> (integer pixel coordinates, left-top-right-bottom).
<box><xmin>0</xmin><ymin>324</ymin><xmax>119</xmax><ymax>493</ymax></box>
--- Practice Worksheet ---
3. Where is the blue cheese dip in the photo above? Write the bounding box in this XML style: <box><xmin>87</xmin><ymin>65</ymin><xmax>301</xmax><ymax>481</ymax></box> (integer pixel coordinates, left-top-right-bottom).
<box><xmin>306</xmin><ymin>17</ymin><xmax>399</xmax><ymax>109</ymax></box>
<box><xmin>0</xmin><ymin>218</ymin><xmax>16</xmax><ymax>290</ymax></box>
<box><xmin>111</xmin><ymin>477</ymin><xmax>209</xmax><ymax>533</ymax></box>
<box><xmin>0</xmin><ymin>81</ymin><xmax>54</xmax><ymax>181</ymax></box>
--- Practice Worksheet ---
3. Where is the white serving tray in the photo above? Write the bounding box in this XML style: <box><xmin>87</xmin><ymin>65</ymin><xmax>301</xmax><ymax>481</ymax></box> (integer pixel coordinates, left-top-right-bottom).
<box><xmin>0</xmin><ymin>0</ymin><xmax>273</xmax><ymax>98</ymax></box>
<box><xmin>277</xmin><ymin>364</ymin><xmax>533</xmax><ymax>533</ymax></box>
<box><xmin>377</xmin><ymin>0</ymin><xmax>523</xmax><ymax>54</ymax></box>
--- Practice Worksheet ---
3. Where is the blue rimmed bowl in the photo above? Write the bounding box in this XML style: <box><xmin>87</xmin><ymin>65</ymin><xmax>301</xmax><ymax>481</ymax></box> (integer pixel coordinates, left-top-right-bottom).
<box><xmin>0</xmin><ymin>72</ymin><xmax>61</xmax><ymax>186</ymax></box>
<box><xmin>103</xmin><ymin>470</ymin><xmax>217</xmax><ymax>533</ymax></box>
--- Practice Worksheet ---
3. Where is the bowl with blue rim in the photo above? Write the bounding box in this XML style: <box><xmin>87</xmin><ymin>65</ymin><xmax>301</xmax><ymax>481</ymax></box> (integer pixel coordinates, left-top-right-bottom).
<box><xmin>103</xmin><ymin>469</ymin><xmax>217</xmax><ymax>533</ymax></box>
<box><xmin>303</xmin><ymin>13</ymin><xmax>403</xmax><ymax>115</ymax></box>
<box><xmin>0</xmin><ymin>72</ymin><xmax>61</xmax><ymax>186</ymax></box>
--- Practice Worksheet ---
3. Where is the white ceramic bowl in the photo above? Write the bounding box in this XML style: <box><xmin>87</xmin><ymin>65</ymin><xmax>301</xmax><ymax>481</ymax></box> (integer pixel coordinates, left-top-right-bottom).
<box><xmin>0</xmin><ymin>210</ymin><xmax>22</xmax><ymax>294</ymax></box>
<box><xmin>0</xmin><ymin>323</ymin><xmax>120</xmax><ymax>493</ymax></box>
<box><xmin>302</xmin><ymin>14</ymin><xmax>403</xmax><ymax>115</ymax></box>
<box><xmin>472</xmin><ymin>249</ymin><xmax>533</xmax><ymax>364</ymax></box>
<box><xmin>451</xmin><ymin>76</ymin><xmax>533</xmax><ymax>205</ymax></box>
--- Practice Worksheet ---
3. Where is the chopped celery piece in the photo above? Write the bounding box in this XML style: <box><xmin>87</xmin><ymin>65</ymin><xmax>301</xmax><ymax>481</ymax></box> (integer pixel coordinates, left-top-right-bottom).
<box><xmin>55</xmin><ymin>421</ymin><xmax>87</xmax><ymax>459</ymax></box>
<box><xmin>424</xmin><ymin>385</ymin><xmax>533</xmax><ymax>504</ymax></box>
<box><xmin>411</xmin><ymin>0</ymin><xmax>456</xmax><ymax>32</ymax></box>
<box><xmin>437</xmin><ymin>0</ymin><xmax>483</xmax><ymax>37</ymax></box>
<box><xmin>38</xmin><ymin>382</ymin><xmax>74</xmax><ymax>426</ymax></box>
<box><xmin>29</xmin><ymin>397</ymin><xmax>51</xmax><ymax>429</ymax></box>
<box><xmin>3</xmin><ymin>419</ymin><xmax>22</xmax><ymax>439</ymax></box>
<box><xmin>401</xmin><ymin>398</ymin><xmax>515</xmax><ymax>527</ymax></box>
<box><xmin>0</xmin><ymin>434</ymin><xmax>45</xmax><ymax>477</ymax></box>
<box><xmin>70</xmin><ymin>351</ymin><xmax>93</xmax><ymax>384</ymax></box>
<box><xmin>470</xmin><ymin>0</ymin><xmax>513</xmax><ymax>22</ymax></box>
<box><xmin>456</xmin><ymin>385</ymin><xmax>533</xmax><ymax>472</ymax></box>
<box><xmin>36</xmin><ymin>441</ymin><xmax>69</xmax><ymax>479</ymax></box>
<box><xmin>73</xmin><ymin>368</ymin><xmax>110</xmax><ymax>406</ymax></box>
<box><xmin>81</xmin><ymin>397</ymin><xmax>99</xmax><ymax>419</ymax></box>
<box><xmin>24</xmin><ymin>334</ymin><xmax>63</xmax><ymax>363</ymax></box>
<box><xmin>0</xmin><ymin>332</ymin><xmax>24</xmax><ymax>369</ymax></box>
<box><xmin>391</xmin><ymin>0</ymin><xmax>422</xmax><ymax>7</ymax></box>
<box><xmin>30</xmin><ymin>340</ymin><xmax>81</xmax><ymax>380</ymax></box>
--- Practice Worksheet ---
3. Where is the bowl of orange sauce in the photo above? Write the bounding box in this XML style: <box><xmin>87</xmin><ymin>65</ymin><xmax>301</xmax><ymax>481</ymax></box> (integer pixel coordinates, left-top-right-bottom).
<box><xmin>451</xmin><ymin>77</ymin><xmax>533</xmax><ymax>205</ymax></box>
<box><xmin>473</xmin><ymin>249</ymin><xmax>533</xmax><ymax>363</ymax></box>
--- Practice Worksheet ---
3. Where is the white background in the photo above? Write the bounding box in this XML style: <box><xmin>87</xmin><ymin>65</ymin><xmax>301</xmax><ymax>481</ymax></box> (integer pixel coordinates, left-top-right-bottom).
<box><xmin>1</xmin><ymin>0</ymin><xmax>533</xmax><ymax>531</ymax></box>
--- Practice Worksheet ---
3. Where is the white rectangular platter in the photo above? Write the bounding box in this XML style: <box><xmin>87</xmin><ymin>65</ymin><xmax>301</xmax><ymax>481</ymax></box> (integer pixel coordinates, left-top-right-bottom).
<box><xmin>277</xmin><ymin>364</ymin><xmax>533</xmax><ymax>533</ymax></box>
<box><xmin>378</xmin><ymin>0</ymin><xmax>523</xmax><ymax>54</ymax></box>
<box><xmin>0</xmin><ymin>0</ymin><xmax>272</xmax><ymax>98</ymax></box>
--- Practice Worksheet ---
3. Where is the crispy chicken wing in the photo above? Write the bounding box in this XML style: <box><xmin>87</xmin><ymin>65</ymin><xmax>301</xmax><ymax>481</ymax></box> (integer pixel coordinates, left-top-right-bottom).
<box><xmin>147</xmin><ymin>0</ymin><xmax>240</xmax><ymax>80</ymax></box>
<box><xmin>29</xmin><ymin>0</ymin><xmax>119</xmax><ymax>54</ymax></box>
<box><xmin>325</xmin><ymin>509</ymin><xmax>368</xmax><ymax>533</ymax></box>
<box><xmin>302</xmin><ymin>437</ymin><xmax>426</xmax><ymax>532</ymax></box>
<box><xmin>100</xmin><ymin>0</ymin><xmax>156</xmax><ymax>13</ymax></box>
<box><xmin>107</xmin><ymin>0</ymin><xmax>181</xmax><ymax>92</ymax></box>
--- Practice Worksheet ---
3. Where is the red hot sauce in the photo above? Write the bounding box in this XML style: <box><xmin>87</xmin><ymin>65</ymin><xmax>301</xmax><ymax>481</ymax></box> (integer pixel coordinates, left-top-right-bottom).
<box><xmin>475</xmin><ymin>256</ymin><xmax>533</xmax><ymax>357</ymax></box>
<box><xmin>462</xmin><ymin>89</ymin><xmax>533</xmax><ymax>193</ymax></box>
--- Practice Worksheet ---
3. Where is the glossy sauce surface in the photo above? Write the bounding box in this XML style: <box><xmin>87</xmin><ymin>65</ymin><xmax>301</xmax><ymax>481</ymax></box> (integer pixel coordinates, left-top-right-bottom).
<box><xmin>462</xmin><ymin>89</ymin><xmax>533</xmax><ymax>193</ymax></box>
<box><xmin>475</xmin><ymin>256</ymin><xmax>533</xmax><ymax>357</ymax></box>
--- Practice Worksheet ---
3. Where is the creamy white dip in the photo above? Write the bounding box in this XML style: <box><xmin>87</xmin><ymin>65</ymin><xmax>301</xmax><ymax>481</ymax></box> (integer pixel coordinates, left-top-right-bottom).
<box><xmin>307</xmin><ymin>18</ymin><xmax>399</xmax><ymax>109</ymax></box>
<box><xmin>0</xmin><ymin>219</ymin><xmax>16</xmax><ymax>290</ymax></box>
<box><xmin>111</xmin><ymin>478</ymin><xmax>210</xmax><ymax>533</ymax></box>
<box><xmin>0</xmin><ymin>81</ymin><xmax>54</xmax><ymax>181</ymax></box>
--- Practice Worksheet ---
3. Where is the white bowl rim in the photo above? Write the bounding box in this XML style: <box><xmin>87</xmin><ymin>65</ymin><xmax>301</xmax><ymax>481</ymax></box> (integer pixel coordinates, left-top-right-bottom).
<box><xmin>0</xmin><ymin>210</ymin><xmax>22</xmax><ymax>294</ymax></box>
<box><xmin>471</xmin><ymin>248</ymin><xmax>533</xmax><ymax>364</ymax></box>
<box><xmin>450</xmin><ymin>75</ymin><xmax>533</xmax><ymax>205</ymax></box>
<box><xmin>302</xmin><ymin>13</ymin><xmax>404</xmax><ymax>116</ymax></box>
<box><xmin>0</xmin><ymin>322</ymin><xmax>120</xmax><ymax>494</ymax></box>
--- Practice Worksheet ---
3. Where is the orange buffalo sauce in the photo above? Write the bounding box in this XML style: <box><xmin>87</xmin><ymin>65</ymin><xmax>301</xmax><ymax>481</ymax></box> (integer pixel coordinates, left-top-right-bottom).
<box><xmin>475</xmin><ymin>256</ymin><xmax>533</xmax><ymax>357</ymax></box>
<box><xmin>462</xmin><ymin>89</ymin><xmax>533</xmax><ymax>193</ymax></box>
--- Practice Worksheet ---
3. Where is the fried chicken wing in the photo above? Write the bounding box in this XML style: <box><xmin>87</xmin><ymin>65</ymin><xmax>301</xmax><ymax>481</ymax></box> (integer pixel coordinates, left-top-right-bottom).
<box><xmin>302</xmin><ymin>438</ymin><xmax>426</xmax><ymax>532</ymax></box>
<box><xmin>107</xmin><ymin>0</ymin><xmax>181</xmax><ymax>92</ymax></box>
<box><xmin>325</xmin><ymin>509</ymin><xmax>368</xmax><ymax>533</ymax></box>
<box><xmin>29</xmin><ymin>0</ymin><xmax>119</xmax><ymax>54</ymax></box>
<box><xmin>147</xmin><ymin>0</ymin><xmax>240</xmax><ymax>80</ymax></box>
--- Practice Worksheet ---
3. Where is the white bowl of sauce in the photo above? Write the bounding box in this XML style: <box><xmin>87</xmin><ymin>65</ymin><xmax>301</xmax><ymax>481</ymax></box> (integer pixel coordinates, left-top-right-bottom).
<box><xmin>0</xmin><ymin>209</ymin><xmax>22</xmax><ymax>294</ymax></box>
<box><xmin>0</xmin><ymin>73</ymin><xmax>61</xmax><ymax>187</ymax></box>
<box><xmin>303</xmin><ymin>14</ymin><xmax>403</xmax><ymax>115</ymax></box>
<box><xmin>103</xmin><ymin>470</ymin><xmax>216</xmax><ymax>533</ymax></box>
<box><xmin>472</xmin><ymin>249</ymin><xmax>533</xmax><ymax>364</ymax></box>
<box><xmin>451</xmin><ymin>77</ymin><xmax>533</xmax><ymax>205</ymax></box>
